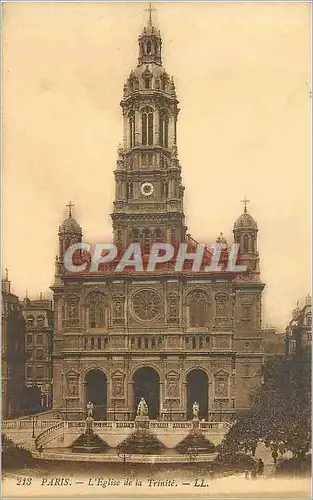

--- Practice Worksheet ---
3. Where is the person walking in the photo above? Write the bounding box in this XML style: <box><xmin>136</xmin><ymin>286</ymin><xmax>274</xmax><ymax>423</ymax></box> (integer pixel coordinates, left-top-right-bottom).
<box><xmin>257</xmin><ymin>458</ymin><xmax>264</xmax><ymax>476</ymax></box>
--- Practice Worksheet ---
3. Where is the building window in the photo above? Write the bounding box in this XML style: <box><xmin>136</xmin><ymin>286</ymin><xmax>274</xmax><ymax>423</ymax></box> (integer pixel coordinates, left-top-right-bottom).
<box><xmin>189</xmin><ymin>291</ymin><xmax>208</xmax><ymax>327</ymax></box>
<box><xmin>146</xmin><ymin>41</ymin><xmax>152</xmax><ymax>54</ymax></box>
<box><xmin>27</xmin><ymin>334</ymin><xmax>32</xmax><ymax>344</ymax></box>
<box><xmin>37</xmin><ymin>334</ymin><xmax>43</xmax><ymax>344</ymax></box>
<box><xmin>97</xmin><ymin>337</ymin><xmax>101</xmax><ymax>349</ymax></box>
<box><xmin>242</xmin><ymin>234</ymin><xmax>250</xmax><ymax>253</ymax></box>
<box><xmin>26</xmin><ymin>366</ymin><xmax>32</xmax><ymax>378</ymax></box>
<box><xmin>27</xmin><ymin>316</ymin><xmax>34</xmax><ymax>328</ymax></box>
<box><xmin>151</xmin><ymin>337</ymin><xmax>156</xmax><ymax>348</ymax></box>
<box><xmin>144</xmin><ymin>337</ymin><xmax>149</xmax><ymax>349</ymax></box>
<box><xmin>90</xmin><ymin>337</ymin><xmax>95</xmax><ymax>349</ymax></box>
<box><xmin>37</xmin><ymin>315</ymin><xmax>45</xmax><ymax>327</ymax></box>
<box><xmin>36</xmin><ymin>366</ymin><xmax>44</xmax><ymax>378</ymax></box>
<box><xmin>159</xmin><ymin>111</ymin><xmax>169</xmax><ymax>148</ymax></box>
<box><xmin>141</xmin><ymin>107</ymin><xmax>153</xmax><ymax>145</ymax></box>
<box><xmin>36</xmin><ymin>349</ymin><xmax>44</xmax><ymax>360</ymax></box>
<box><xmin>84</xmin><ymin>337</ymin><xmax>88</xmax><ymax>349</ymax></box>
<box><xmin>88</xmin><ymin>293</ymin><xmax>107</xmax><ymax>328</ymax></box>
<box><xmin>192</xmin><ymin>336</ymin><xmax>196</xmax><ymax>349</ymax></box>
<box><xmin>243</xmin><ymin>363</ymin><xmax>250</xmax><ymax>377</ymax></box>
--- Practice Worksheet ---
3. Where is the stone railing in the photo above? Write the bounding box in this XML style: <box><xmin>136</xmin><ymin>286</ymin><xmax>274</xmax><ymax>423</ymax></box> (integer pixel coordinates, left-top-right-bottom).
<box><xmin>23</xmin><ymin>419</ymin><xmax>232</xmax><ymax>450</ymax></box>
<box><xmin>35</xmin><ymin>421</ymin><xmax>65</xmax><ymax>449</ymax></box>
<box><xmin>2</xmin><ymin>419</ymin><xmax>60</xmax><ymax>430</ymax></box>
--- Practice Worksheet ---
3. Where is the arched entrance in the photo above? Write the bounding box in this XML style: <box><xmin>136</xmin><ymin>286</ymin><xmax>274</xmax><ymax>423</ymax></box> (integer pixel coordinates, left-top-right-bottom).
<box><xmin>85</xmin><ymin>369</ymin><xmax>107</xmax><ymax>421</ymax></box>
<box><xmin>133</xmin><ymin>367</ymin><xmax>160</xmax><ymax>419</ymax></box>
<box><xmin>186</xmin><ymin>369</ymin><xmax>209</xmax><ymax>420</ymax></box>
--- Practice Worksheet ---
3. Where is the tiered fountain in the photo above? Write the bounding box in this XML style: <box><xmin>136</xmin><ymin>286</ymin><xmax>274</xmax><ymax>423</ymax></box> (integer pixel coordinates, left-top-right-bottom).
<box><xmin>71</xmin><ymin>402</ymin><xmax>109</xmax><ymax>453</ymax></box>
<box><xmin>175</xmin><ymin>401</ymin><xmax>216</xmax><ymax>454</ymax></box>
<box><xmin>117</xmin><ymin>398</ymin><xmax>165</xmax><ymax>455</ymax></box>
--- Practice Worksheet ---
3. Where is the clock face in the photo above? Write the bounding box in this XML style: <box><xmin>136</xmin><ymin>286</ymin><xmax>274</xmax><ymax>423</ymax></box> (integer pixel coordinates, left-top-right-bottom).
<box><xmin>140</xmin><ymin>182</ymin><xmax>154</xmax><ymax>197</ymax></box>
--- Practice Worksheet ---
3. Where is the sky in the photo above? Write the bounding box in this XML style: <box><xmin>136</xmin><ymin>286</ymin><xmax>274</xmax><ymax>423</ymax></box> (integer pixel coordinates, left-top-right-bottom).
<box><xmin>2</xmin><ymin>1</ymin><xmax>311</xmax><ymax>330</ymax></box>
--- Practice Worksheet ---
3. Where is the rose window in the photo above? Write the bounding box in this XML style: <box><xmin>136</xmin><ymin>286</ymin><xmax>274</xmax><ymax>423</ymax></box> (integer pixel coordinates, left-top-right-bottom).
<box><xmin>132</xmin><ymin>290</ymin><xmax>161</xmax><ymax>322</ymax></box>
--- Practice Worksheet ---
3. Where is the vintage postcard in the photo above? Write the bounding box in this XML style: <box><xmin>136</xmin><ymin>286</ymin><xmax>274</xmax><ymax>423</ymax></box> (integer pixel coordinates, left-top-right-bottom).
<box><xmin>1</xmin><ymin>1</ymin><xmax>311</xmax><ymax>498</ymax></box>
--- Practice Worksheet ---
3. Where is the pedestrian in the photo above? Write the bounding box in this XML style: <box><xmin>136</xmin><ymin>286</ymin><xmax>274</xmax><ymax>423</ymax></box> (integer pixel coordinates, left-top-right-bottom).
<box><xmin>244</xmin><ymin>470</ymin><xmax>250</xmax><ymax>480</ymax></box>
<box><xmin>257</xmin><ymin>458</ymin><xmax>264</xmax><ymax>476</ymax></box>
<box><xmin>250</xmin><ymin>465</ymin><xmax>258</xmax><ymax>479</ymax></box>
<box><xmin>272</xmin><ymin>449</ymin><xmax>278</xmax><ymax>465</ymax></box>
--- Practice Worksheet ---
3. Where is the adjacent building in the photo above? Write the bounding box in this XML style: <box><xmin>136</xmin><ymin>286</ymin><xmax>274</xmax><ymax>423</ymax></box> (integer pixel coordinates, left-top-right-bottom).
<box><xmin>51</xmin><ymin>13</ymin><xmax>265</xmax><ymax>422</ymax></box>
<box><xmin>21</xmin><ymin>296</ymin><xmax>54</xmax><ymax>409</ymax></box>
<box><xmin>285</xmin><ymin>295</ymin><xmax>312</xmax><ymax>356</ymax></box>
<box><xmin>262</xmin><ymin>326</ymin><xmax>285</xmax><ymax>360</ymax></box>
<box><xmin>1</xmin><ymin>272</ymin><xmax>26</xmax><ymax>419</ymax></box>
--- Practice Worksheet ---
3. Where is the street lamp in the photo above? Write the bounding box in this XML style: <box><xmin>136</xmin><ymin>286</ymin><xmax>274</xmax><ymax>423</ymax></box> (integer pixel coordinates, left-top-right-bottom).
<box><xmin>117</xmin><ymin>445</ymin><xmax>132</xmax><ymax>469</ymax></box>
<box><xmin>32</xmin><ymin>414</ymin><xmax>37</xmax><ymax>438</ymax></box>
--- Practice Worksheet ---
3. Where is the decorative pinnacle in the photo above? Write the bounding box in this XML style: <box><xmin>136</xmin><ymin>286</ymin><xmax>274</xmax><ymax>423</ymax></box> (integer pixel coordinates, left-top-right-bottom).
<box><xmin>5</xmin><ymin>268</ymin><xmax>8</xmax><ymax>281</ymax></box>
<box><xmin>240</xmin><ymin>197</ymin><xmax>250</xmax><ymax>213</ymax></box>
<box><xmin>66</xmin><ymin>201</ymin><xmax>75</xmax><ymax>218</ymax></box>
<box><xmin>145</xmin><ymin>3</ymin><xmax>156</xmax><ymax>24</ymax></box>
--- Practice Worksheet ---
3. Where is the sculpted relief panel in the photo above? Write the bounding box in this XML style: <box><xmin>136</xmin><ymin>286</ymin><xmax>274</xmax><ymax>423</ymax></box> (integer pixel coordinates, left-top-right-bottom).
<box><xmin>166</xmin><ymin>370</ymin><xmax>180</xmax><ymax>399</ymax></box>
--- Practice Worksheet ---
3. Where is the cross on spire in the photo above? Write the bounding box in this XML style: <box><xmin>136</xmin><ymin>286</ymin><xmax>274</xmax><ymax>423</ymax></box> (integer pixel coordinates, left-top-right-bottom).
<box><xmin>240</xmin><ymin>197</ymin><xmax>250</xmax><ymax>213</ymax></box>
<box><xmin>145</xmin><ymin>3</ymin><xmax>156</xmax><ymax>24</ymax></box>
<box><xmin>66</xmin><ymin>201</ymin><xmax>74</xmax><ymax>218</ymax></box>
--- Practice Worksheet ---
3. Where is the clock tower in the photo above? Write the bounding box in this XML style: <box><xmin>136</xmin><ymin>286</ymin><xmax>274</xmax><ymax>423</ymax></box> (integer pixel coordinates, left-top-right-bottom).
<box><xmin>111</xmin><ymin>10</ymin><xmax>186</xmax><ymax>253</ymax></box>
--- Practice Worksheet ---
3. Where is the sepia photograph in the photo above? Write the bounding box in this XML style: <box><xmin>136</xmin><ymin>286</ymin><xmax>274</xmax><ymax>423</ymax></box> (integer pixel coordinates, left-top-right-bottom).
<box><xmin>1</xmin><ymin>1</ymin><xmax>311</xmax><ymax>498</ymax></box>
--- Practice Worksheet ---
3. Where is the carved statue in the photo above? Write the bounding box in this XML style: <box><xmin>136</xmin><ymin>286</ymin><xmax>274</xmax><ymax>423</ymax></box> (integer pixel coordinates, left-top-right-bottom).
<box><xmin>192</xmin><ymin>401</ymin><xmax>200</xmax><ymax>419</ymax></box>
<box><xmin>137</xmin><ymin>397</ymin><xmax>149</xmax><ymax>417</ymax></box>
<box><xmin>87</xmin><ymin>401</ymin><xmax>94</xmax><ymax>418</ymax></box>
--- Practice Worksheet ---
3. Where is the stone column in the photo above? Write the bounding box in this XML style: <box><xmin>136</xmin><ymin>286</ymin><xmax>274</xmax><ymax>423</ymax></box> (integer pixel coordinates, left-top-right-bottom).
<box><xmin>123</xmin><ymin>112</ymin><xmax>128</xmax><ymax>150</ymax></box>
<box><xmin>134</xmin><ymin>109</ymin><xmax>140</xmax><ymax>146</ymax></box>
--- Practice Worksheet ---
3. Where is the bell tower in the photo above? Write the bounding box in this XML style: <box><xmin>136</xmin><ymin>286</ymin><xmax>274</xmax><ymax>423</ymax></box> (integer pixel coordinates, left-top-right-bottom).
<box><xmin>111</xmin><ymin>6</ymin><xmax>187</xmax><ymax>253</ymax></box>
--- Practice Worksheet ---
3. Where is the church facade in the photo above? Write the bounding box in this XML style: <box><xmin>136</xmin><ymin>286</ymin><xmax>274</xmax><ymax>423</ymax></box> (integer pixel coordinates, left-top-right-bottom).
<box><xmin>51</xmin><ymin>14</ymin><xmax>265</xmax><ymax>422</ymax></box>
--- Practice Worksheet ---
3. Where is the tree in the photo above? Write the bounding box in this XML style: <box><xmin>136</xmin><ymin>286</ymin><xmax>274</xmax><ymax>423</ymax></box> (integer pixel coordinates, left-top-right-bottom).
<box><xmin>218</xmin><ymin>351</ymin><xmax>311</xmax><ymax>463</ymax></box>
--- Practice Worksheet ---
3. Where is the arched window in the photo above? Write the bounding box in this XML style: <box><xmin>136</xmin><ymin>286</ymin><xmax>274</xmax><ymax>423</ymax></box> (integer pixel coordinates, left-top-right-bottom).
<box><xmin>189</xmin><ymin>291</ymin><xmax>208</xmax><ymax>327</ymax></box>
<box><xmin>146</xmin><ymin>41</ymin><xmax>152</xmax><ymax>54</ymax></box>
<box><xmin>91</xmin><ymin>337</ymin><xmax>95</xmax><ymax>349</ymax></box>
<box><xmin>144</xmin><ymin>337</ymin><xmax>149</xmax><ymax>349</ymax></box>
<box><xmin>97</xmin><ymin>337</ymin><xmax>101</xmax><ymax>349</ymax></box>
<box><xmin>242</xmin><ymin>234</ymin><xmax>250</xmax><ymax>253</ymax></box>
<box><xmin>192</xmin><ymin>336</ymin><xmax>196</xmax><ymax>349</ymax></box>
<box><xmin>141</xmin><ymin>107</ymin><xmax>154</xmax><ymax>145</ymax></box>
<box><xmin>131</xmin><ymin>228</ymin><xmax>140</xmax><ymax>243</ymax></box>
<box><xmin>84</xmin><ymin>337</ymin><xmax>88</xmax><ymax>349</ymax></box>
<box><xmin>88</xmin><ymin>293</ymin><xmax>108</xmax><ymax>328</ymax></box>
<box><xmin>159</xmin><ymin>111</ymin><xmax>169</xmax><ymax>148</ymax></box>
<box><xmin>128</xmin><ymin>111</ymin><xmax>135</xmax><ymax>148</ymax></box>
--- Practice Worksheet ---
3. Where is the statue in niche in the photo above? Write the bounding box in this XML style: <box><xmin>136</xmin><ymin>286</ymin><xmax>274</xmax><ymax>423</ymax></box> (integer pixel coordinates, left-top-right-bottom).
<box><xmin>87</xmin><ymin>401</ymin><xmax>94</xmax><ymax>418</ymax></box>
<box><xmin>68</xmin><ymin>379</ymin><xmax>77</xmax><ymax>397</ymax></box>
<box><xmin>192</xmin><ymin>401</ymin><xmax>200</xmax><ymax>419</ymax></box>
<box><xmin>137</xmin><ymin>397</ymin><xmax>148</xmax><ymax>417</ymax></box>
